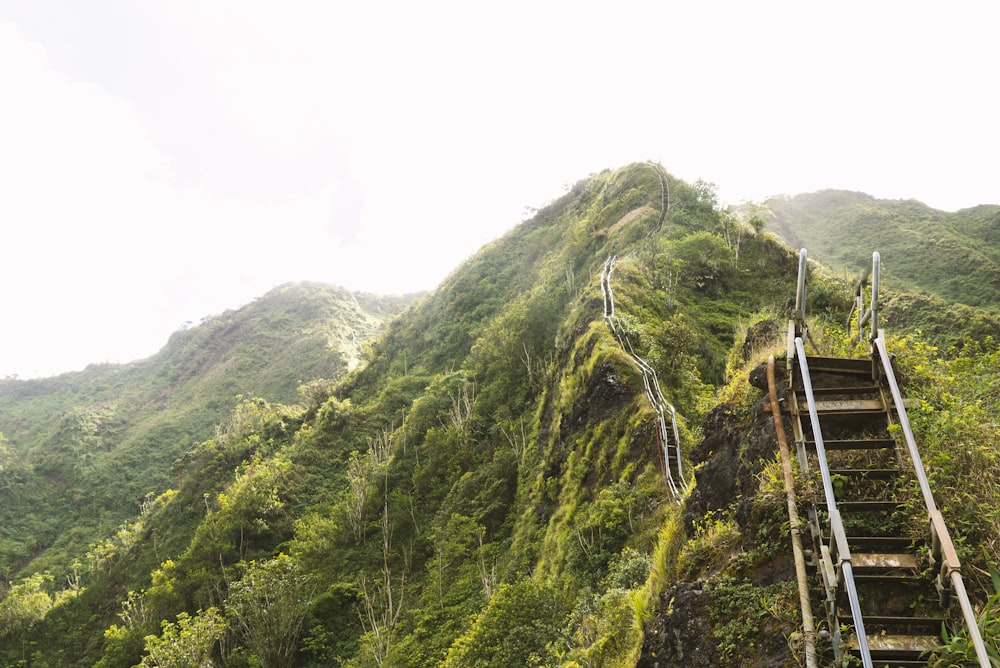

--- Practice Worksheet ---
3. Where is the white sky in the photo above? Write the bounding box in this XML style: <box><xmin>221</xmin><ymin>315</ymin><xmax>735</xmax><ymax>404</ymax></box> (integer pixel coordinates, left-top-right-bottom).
<box><xmin>0</xmin><ymin>1</ymin><xmax>997</xmax><ymax>378</ymax></box>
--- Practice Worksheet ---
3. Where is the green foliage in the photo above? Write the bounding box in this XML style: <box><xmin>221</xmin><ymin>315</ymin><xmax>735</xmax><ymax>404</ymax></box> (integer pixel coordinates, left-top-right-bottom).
<box><xmin>0</xmin><ymin>283</ymin><xmax>408</xmax><ymax>583</ymax></box>
<box><xmin>708</xmin><ymin>577</ymin><xmax>798</xmax><ymax>664</ymax></box>
<box><xmin>227</xmin><ymin>554</ymin><xmax>316</xmax><ymax>668</ymax></box>
<box><xmin>566</xmin><ymin>481</ymin><xmax>646</xmax><ymax>581</ymax></box>
<box><xmin>888</xmin><ymin>335</ymin><xmax>1000</xmax><ymax>578</ymax></box>
<box><xmin>443</xmin><ymin>579</ymin><xmax>567</xmax><ymax>667</ymax></box>
<box><xmin>928</xmin><ymin>559</ymin><xmax>1000</xmax><ymax>667</ymax></box>
<box><xmin>677</xmin><ymin>511</ymin><xmax>741</xmax><ymax>580</ymax></box>
<box><xmin>139</xmin><ymin>607</ymin><xmax>226</xmax><ymax>668</ymax></box>
<box><xmin>0</xmin><ymin>571</ymin><xmax>53</xmax><ymax>638</ymax></box>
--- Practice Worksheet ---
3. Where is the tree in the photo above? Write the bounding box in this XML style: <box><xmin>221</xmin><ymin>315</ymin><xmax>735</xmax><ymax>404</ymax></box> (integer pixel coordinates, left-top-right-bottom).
<box><xmin>226</xmin><ymin>554</ymin><xmax>316</xmax><ymax>668</ymax></box>
<box><xmin>139</xmin><ymin>607</ymin><xmax>226</xmax><ymax>668</ymax></box>
<box><xmin>0</xmin><ymin>572</ymin><xmax>53</xmax><ymax>661</ymax></box>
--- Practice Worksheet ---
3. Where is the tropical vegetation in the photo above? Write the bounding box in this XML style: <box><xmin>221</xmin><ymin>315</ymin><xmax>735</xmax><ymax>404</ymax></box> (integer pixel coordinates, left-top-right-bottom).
<box><xmin>0</xmin><ymin>163</ymin><xmax>997</xmax><ymax>666</ymax></box>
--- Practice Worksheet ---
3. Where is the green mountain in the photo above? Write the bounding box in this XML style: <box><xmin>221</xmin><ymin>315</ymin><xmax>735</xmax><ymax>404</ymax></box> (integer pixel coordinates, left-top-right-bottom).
<box><xmin>0</xmin><ymin>282</ymin><xmax>414</xmax><ymax>580</ymax></box>
<box><xmin>1</xmin><ymin>164</ymin><xmax>998</xmax><ymax>667</ymax></box>
<box><xmin>763</xmin><ymin>190</ymin><xmax>1000</xmax><ymax>311</ymax></box>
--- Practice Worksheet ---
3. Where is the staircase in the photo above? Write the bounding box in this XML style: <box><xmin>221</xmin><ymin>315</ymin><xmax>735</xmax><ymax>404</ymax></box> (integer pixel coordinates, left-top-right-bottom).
<box><xmin>787</xmin><ymin>354</ymin><xmax>940</xmax><ymax>666</ymax></box>
<box><xmin>776</xmin><ymin>250</ymin><xmax>990</xmax><ymax>667</ymax></box>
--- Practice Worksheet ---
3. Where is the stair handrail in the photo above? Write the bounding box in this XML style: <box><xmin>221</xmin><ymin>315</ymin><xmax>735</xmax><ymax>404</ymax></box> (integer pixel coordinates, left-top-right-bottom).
<box><xmin>847</xmin><ymin>252</ymin><xmax>881</xmax><ymax>344</ymax></box>
<box><xmin>872</xmin><ymin>333</ymin><xmax>991</xmax><ymax>667</ymax></box>
<box><xmin>802</xmin><ymin>248</ymin><xmax>990</xmax><ymax>667</ymax></box>
<box><xmin>793</xmin><ymin>336</ymin><xmax>875</xmax><ymax>668</ymax></box>
<box><xmin>646</xmin><ymin>161</ymin><xmax>671</xmax><ymax>232</ymax></box>
<box><xmin>794</xmin><ymin>248</ymin><xmax>808</xmax><ymax>338</ymax></box>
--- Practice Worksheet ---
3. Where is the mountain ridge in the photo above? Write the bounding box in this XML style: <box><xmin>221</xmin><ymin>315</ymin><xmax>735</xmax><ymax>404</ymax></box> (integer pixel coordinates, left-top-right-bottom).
<box><xmin>0</xmin><ymin>281</ymin><xmax>415</xmax><ymax>580</ymax></box>
<box><xmin>762</xmin><ymin>189</ymin><xmax>1000</xmax><ymax>311</ymax></box>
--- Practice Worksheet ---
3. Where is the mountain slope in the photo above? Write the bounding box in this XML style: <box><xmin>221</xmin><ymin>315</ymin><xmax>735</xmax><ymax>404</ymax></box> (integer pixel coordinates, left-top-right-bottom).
<box><xmin>0</xmin><ymin>282</ymin><xmax>413</xmax><ymax>580</ymax></box>
<box><xmin>3</xmin><ymin>162</ymin><xmax>828</xmax><ymax>667</ymax></box>
<box><xmin>763</xmin><ymin>190</ymin><xmax>1000</xmax><ymax>310</ymax></box>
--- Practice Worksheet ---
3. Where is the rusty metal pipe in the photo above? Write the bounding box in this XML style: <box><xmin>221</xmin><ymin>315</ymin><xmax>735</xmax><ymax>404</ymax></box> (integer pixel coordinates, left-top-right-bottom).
<box><xmin>767</xmin><ymin>356</ymin><xmax>818</xmax><ymax>668</ymax></box>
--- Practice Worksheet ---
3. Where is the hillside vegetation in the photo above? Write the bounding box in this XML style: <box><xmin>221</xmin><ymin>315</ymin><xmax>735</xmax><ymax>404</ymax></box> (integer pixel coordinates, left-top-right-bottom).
<box><xmin>763</xmin><ymin>190</ymin><xmax>1000</xmax><ymax>312</ymax></box>
<box><xmin>0</xmin><ymin>283</ymin><xmax>413</xmax><ymax>582</ymax></box>
<box><xmin>1</xmin><ymin>164</ymin><xmax>998</xmax><ymax>667</ymax></box>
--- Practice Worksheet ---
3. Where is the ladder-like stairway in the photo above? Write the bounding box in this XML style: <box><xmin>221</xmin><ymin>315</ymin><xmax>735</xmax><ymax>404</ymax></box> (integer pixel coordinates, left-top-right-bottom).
<box><xmin>789</xmin><ymin>354</ymin><xmax>944</xmax><ymax>666</ymax></box>
<box><xmin>777</xmin><ymin>249</ymin><xmax>989</xmax><ymax>667</ymax></box>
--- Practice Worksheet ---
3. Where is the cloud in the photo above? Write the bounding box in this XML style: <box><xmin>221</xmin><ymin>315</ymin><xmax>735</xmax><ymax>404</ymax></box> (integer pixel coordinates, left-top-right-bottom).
<box><xmin>0</xmin><ymin>22</ymin><xmax>355</xmax><ymax>377</ymax></box>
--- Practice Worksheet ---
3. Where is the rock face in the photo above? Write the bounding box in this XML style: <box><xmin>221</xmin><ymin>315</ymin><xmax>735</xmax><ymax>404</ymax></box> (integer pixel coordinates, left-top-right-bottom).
<box><xmin>684</xmin><ymin>373</ymin><xmax>783</xmax><ymax>532</ymax></box>
<box><xmin>640</xmin><ymin>361</ymin><xmax>800</xmax><ymax>667</ymax></box>
<box><xmin>637</xmin><ymin>582</ymin><xmax>719</xmax><ymax>667</ymax></box>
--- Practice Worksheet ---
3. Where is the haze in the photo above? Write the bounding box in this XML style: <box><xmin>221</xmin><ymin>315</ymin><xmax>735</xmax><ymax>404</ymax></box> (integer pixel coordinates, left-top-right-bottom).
<box><xmin>0</xmin><ymin>1</ymin><xmax>996</xmax><ymax>378</ymax></box>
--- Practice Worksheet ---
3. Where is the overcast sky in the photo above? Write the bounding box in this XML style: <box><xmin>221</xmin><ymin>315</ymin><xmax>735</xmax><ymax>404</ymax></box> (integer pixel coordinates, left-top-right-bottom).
<box><xmin>0</xmin><ymin>1</ymin><xmax>997</xmax><ymax>378</ymax></box>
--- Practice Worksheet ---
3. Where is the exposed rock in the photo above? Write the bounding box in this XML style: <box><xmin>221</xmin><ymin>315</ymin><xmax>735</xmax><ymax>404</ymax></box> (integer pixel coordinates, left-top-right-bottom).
<box><xmin>637</xmin><ymin>582</ymin><xmax>718</xmax><ymax>667</ymax></box>
<box><xmin>742</xmin><ymin>318</ymin><xmax>780</xmax><ymax>361</ymax></box>
<box><xmin>684</xmin><ymin>392</ymin><xmax>780</xmax><ymax>532</ymax></box>
<box><xmin>641</xmin><ymin>366</ymin><xmax>801</xmax><ymax>667</ymax></box>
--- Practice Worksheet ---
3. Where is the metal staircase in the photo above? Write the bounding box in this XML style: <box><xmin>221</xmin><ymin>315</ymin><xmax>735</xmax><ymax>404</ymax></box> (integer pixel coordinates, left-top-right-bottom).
<box><xmin>777</xmin><ymin>250</ymin><xmax>990</xmax><ymax>667</ymax></box>
<box><xmin>601</xmin><ymin>255</ymin><xmax>686</xmax><ymax>501</ymax></box>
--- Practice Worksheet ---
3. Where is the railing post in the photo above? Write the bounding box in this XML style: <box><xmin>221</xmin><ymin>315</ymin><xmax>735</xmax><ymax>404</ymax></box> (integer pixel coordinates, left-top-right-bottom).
<box><xmin>869</xmin><ymin>252</ymin><xmax>880</xmax><ymax>344</ymax></box>
<box><xmin>794</xmin><ymin>249</ymin><xmax>808</xmax><ymax>338</ymax></box>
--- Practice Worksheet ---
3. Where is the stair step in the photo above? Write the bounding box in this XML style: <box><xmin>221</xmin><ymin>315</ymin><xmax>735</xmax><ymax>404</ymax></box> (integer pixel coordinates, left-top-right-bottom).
<box><xmin>799</xmin><ymin>384</ymin><xmax>878</xmax><ymax>397</ymax></box>
<box><xmin>842</xmin><ymin>614</ymin><xmax>944</xmax><ymax>633</ymax></box>
<box><xmin>851</xmin><ymin>552</ymin><xmax>919</xmax><ymax>571</ymax></box>
<box><xmin>813</xmin><ymin>397</ymin><xmax>884</xmax><ymax>411</ymax></box>
<box><xmin>820</xmin><ymin>438</ymin><xmax>896</xmax><ymax>451</ymax></box>
<box><xmin>804</xmin><ymin>356</ymin><xmax>872</xmax><ymax>375</ymax></box>
<box><xmin>847</xmin><ymin>536</ymin><xmax>921</xmax><ymax>551</ymax></box>
<box><xmin>830</xmin><ymin>468</ymin><xmax>901</xmax><ymax>479</ymax></box>
<box><xmin>838</xmin><ymin>500</ymin><xmax>900</xmax><ymax>513</ymax></box>
<box><xmin>845</xmin><ymin>632</ymin><xmax>940</xmax><ymax>660</ymax></box>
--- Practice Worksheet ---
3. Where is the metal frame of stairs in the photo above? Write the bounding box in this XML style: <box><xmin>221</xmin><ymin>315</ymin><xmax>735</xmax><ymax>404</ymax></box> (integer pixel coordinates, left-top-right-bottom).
<box><xmin>779</xmin><ymin>249</ymin><xmax>989</xmax><ymax>667</ymax></box>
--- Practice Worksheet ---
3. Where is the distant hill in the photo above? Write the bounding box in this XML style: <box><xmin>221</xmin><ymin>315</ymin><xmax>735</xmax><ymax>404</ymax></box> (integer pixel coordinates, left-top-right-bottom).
<box><xmin>0</xmin><ymin>282</ymin><xmax>415</xmax><ymax>579</ymax></box>
<box><xmin>762</xmin><ymin>190</ymin><xmax>1000</xmax><ymax>311</ymax></box>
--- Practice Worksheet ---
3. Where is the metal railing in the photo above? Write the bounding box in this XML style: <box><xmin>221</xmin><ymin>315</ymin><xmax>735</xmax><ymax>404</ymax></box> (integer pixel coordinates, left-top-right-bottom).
<box><xmin>847</xmin><ymin>251</ymin><xmax>880</xmax><ymax>344</ymax></box>
<box><xmin>601</xmin><ymin>255</ymin><xmax>685</xmax><ymax>501</ymax></box>
<box><xmin>646</xmin><ymin>161</ymin><xmax>670</xmax><ymax>232</ymax></box>
<box><xmin>855</xmin><ymin>252</ymin><xmax>991</xmax><ymax>667</ymax></box>
<box><xmin>792</xmin><ymin>335</ymin><xmax>874</xmax><ymax>667</ymax></box>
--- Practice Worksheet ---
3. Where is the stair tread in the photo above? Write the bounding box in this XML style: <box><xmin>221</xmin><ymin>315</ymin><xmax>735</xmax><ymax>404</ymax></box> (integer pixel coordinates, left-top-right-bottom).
<box><xmin>852</xmin><ymin>552</ymin><xmax>919</xmax><ymax>570</ymax></box>
<box><xmin>818</xmin><ymin>438</ymin><xmax>896</xmax><ymax>450</ymax></box>
<box><xmin>845</xmin><ymin>632</ymin><xmax>940</xmax><ymax>655</ymax></box>
<box><xmin>804</xmin><ymin>356</ymin><xmax>872</xmax><ymax>374</ymax></box>
<box><xmin>837</xmin><ymin>500</ymin><xmax>900</xmax><ymax>511</ymax></box>
<box><xmin>847</xmin><ymin>536</ymin><xmax>922</xmax><ymax>549</ymax></box>
<box><xmin>813</xmin><ymin>398</ymin><xmax>885</xmax><ymax>412</ymax></box>
<box><xmin>802</xmin><ymin>383</ymin><xmax>878</xmax><ymax>394</ymax></box>
<box><xmin>842</xmin><ymin>613</ymin><xmax>944</xmax><ymax>628</ymax></box>
<box><xmin>829</xmin><ymin>468</ymin><xmax>901</xmax><ymax>478</ymax></box>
